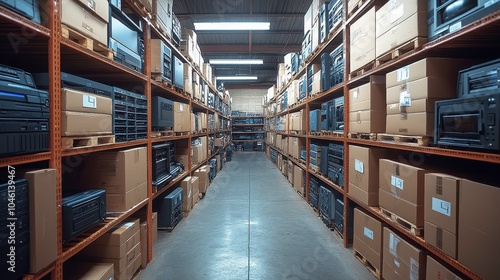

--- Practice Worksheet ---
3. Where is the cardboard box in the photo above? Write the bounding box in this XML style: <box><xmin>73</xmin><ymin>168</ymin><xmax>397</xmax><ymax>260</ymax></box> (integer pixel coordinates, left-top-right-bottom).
<box><xmin>293</xmin><ymin>165</ymin><xmax>305</xmax><ymax>195</ymax></box>
<box><xmin>386</xmin><ymin>99</ymin><xmax>438</xmax><ymax>115</ymax></box>
<box><xmin>152</xmin><ymin>0</ymin><xmax>172</xmax><ymax>37</ymax></box>
<box><xmin>116</xmin><ymin>252</ymin><xmax>141</xmax><ymax>280</ymax></box>
<box><xmin>349</xmin><ymin>77</ymin><xmax>386</xmax><ymax>112</ymax></box>
<box><xmin>174</xmin><ymin>102</ymin><xmax>191</xmax><ymax>132</ymax></box>
<box><xmin>311</xmin><ymin>71</ymin><xmax>322</xmax><ymax>95</ymax></box>
<box><xmin>386</xmin><ymin>76</ymin><xmax>456</xmax><ymax>104</ymax></box>
<box><xmin>82</xmin><ymin>147</ymin><xmax>147</xmax><ymax>193</ymax></box>
<box><xmin>347</xmin><ymin>0</ymin><xmax>363</xmax><ymax>15</ymax></box>
<box><xmin>348</xmin><ymin>145</ymin><xmax>386</xmax><ymax>206</ymax></box>
<box><xmin>376</xmin><ymin>0</ymin><xmax>427</xmax><ymax>38</ymax></box>
<box><xmin>62</xmin><ymin>88</ymin><xmax>112</xmax><ymax>114</ymax></box>
<box><xmin>152</xmin><ymin>212</ymin><xmax>158</xmax><ymax>245</ymax></box>
<box><xmin>76</xmin><ymin>0</ymin><xmax>109</xmax><ymax>22</ymax></box>
<box><xmin>426</xmin><ymin>256</ymin><xmax>463</xmax><ymax>280</ymax></box>
<box><xmin>64</xmin><ymin>262</ymin><xmax>114</xmax><ymax>280</ymax></box>
<box><xmin>81</xmin><ymin>235</ymin><xmax>140</xmax><ymax>260</ymax></box>
<box><xmin>194</xmin><ymin>166</ymin><xmax>210</xmax><ymax>193</ymax></box>
<box><xmin>61</xmin><ymin>0</ymin><xmax>108</xmax><ymax>45</ymax></box>
<box><xmin>192</xmin><ymin>144</ymin><xmax>204</xmax><ymax>166</ymax></box>
<box><xmin>376</xmin><ymin>12</ymin><xmax>427</xmax><ymax>58</ymax></box>
<box><xmin>459</xmin><ymin>179</ymin><xmax>500</xmax><ymax>279</ymax></box>
<box><xmin>380</xmin><ymin>188</ymin><xmax>424</xmax><ymax>227</ymax></box>
<box><xmin>140</xmin><ymin>222</ymin><xmax>147</xmax><ymax>269</ymax></box>
<box><xmin>383</xmin><ymin>228</ymin><xmax>426</xmax><ymax>280</ymax></box>
<box><xmin>386</xmin><ymin>58</ymin><xmax>474</xmax><ymax>88</ymax></box>
<box><xmin>93</xmin><ymin>219</ymin><xmax>140</xmax><ymax>247</ymax></box>
<box><xmin>287</xmin><ymin>163</ymin><xmax>294</xmax><ymax>183</ymax></box>
<box><xmin>181</xmin><ymin>177</ymin><xmax>193</xmax><ymax>212</ymax></box>
<box><xmin>182</xmin><ymin>28</ymin><xmax>197</xmax><ymax>43</ymax></box>
<box><xmin>424</xmin><ymin>173</ymin><xmax>460</xmax><ymax>258</ymax></box>
<box><xmin>106</xmin><ymin>182</ymin><xmax>148</xmax><ymax>212</ymax></box>
<box><xmin>349</xmin><ymin>110</ymin><xmax>386</xmax><ymax>134</ymax></box>
<box><xmin>62</xmin><ymin>111</ymin><xmax>112</xmax><ymax>136</ymax></box>
<box><xmin>350</xmin><ymin>7</ymin><xmax>376</xmax><ymax>72</ymax></box>
<box><xmin>23</xmin><ymin>169</ymin><xmax>58</xmax><ymax>273</ymax></box>
<box><xmin>379</xmin><ymin>159</ymin><xmax>427</xmax><ymax>205</ymax></box>
<box><xmin>386</xmin><ymin>112</ymin><xmax>434</xmax><ymax>136</ymax></box>
<box><xmin>191</xmin><ymin>176</ymin><xmax>200</xmax><ymax>206</ymax></box>
<box><xmin>353</xmin><ymin>209</ymin><xmax>383</xmax><ymax>273</ymax></box>
<box><xmin>184</xmin><ymin>63</ymin><xmax>193</xmax><ymax>96</ymax></box>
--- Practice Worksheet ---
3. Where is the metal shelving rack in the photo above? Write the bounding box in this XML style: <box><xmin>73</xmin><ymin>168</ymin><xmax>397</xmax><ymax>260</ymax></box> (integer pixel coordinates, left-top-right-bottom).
<box><xmin>264</xmin><ymin>2</ymin><xmax>500</xmax><ymax>279</ymax></box>
<box><xmin>0</xmin><ymin>1</ymin><xmax>231</xmax><ymax>279</ymax></box>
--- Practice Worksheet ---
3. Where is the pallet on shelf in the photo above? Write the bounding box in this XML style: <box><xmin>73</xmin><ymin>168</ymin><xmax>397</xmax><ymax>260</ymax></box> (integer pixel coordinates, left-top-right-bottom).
<box><xmin>353</xmin><ymin>249</ymin><xmax>381</xmax><ymax>280</ymax></box>
<box><xmin>62</xmin><ymin>135</ymin><xmax>115</xmax><ymax>149</ymax></box>
<box><xmin>150</xmin><ymin>16</ymin><xmax>172</xmax><ymax>43</ymax></box>
<box><xmin>377</xmin><ymin>133</ymin><xmax>432</xmax><ymax>146</ymax></box>
<box><xmin>152</xmin><ymin>130</ymin><xmax>174</xmax><ymax>138</ymax></box>
<box><xmin>290</xmin><ymin>130</ymin><xmax>307</xmax><ymax>135</ymax></box>
<box><xmin>348</xmin><ymin>60</ymin><xmax>376</xmax><ymax>80</ymax></box>
<box><xmin>380</xmin><ymin>207</ymin><xmax>424</xmax><ymax>236</ymax></box>
<box><xmin>375</xmin><ymin>37</ymin><xmax>427</xmax><ymax>67</ymax></box>
<box><xmin>175</xmin><ymin>131</ymin><xmax>191</xmax><ymax>136</ymax></box>
<box><xmin>321</xmin><ymin>130</ymin><xmax>344</xmax><ymax>138</ymax></box>
<box><xmin>348</xmin><ymin>132</ymin><xmax>378</xmax><ymax>141</ymax></box>
<box><xmin>131</xmin><ymin>0</ymin><xmax>153</xmax><ymax>19</ymax></box>
<box><xmin>61</xmin><ymin>24</ymin><xmax>113</xmax><ymax>60</ymax></box>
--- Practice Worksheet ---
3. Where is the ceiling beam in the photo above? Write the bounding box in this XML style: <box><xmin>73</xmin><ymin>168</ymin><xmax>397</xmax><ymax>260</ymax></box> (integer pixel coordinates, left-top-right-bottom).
<box><xmin>200</xmin><ymin>44</ymin><xmax>301</xmax><ymax>53</ymax></box>
<box><xmin>176</xmin><ymin>13</ymin><xmax>304</xmax><ymax>19</ymax></box>
<box><xmin>195</xmin><ymin>30</ymin><xmax>303</xmax><ymax>35</ymax></box>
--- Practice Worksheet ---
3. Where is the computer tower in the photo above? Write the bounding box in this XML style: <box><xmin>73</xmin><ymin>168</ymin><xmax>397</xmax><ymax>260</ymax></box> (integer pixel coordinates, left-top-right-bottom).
<box><xmin>330</xmin><ymin>44</ymin><xmax>344</xmax><ymax>87</ymax></box>
<box><xmin>309</xmin><ymin>177</ymin><xmax>320</xmax><ymax>209</ymax></box>
<box><xmin>320</xmin><ymin>185</ymin><xmax>336</xmax><ymax>228</ymax></box>
<box><xmin>320</xmin><ymin>146</ymin><xmax>329</xmax><ymax>175</ymax></box>
<box><xmin>334</xmin><ymin>198</ymin><xmax>354</xmax><ymax>239</ymax></box>
<box><xmin>151</xmin><ymin>96</ymin><xmax>174</xmax><ymax>131</ymax></box>
<box><xmin>157</xmin><ymin>187</ymin><xmax>183</xmax><ymax>229</ymax></box>
<box><xmin>333</xmin><ymin>96</ymin><xmax>344</xmax><ymax>132</ymax></box>
<box><xmin>321</xmin><ymin>101</ymin><xmax>329</xmax><ymax>130</ymax></box>
<box><xmin>152</xmin><ymin>141</ymin><xmax>174</xmax><ymax>189</ymax></box>
<box><xmin>172</xmin><ymin>55</ymin><xmax>184</xmax><ymax>90</ymax></box>
<box><xmin>321</xmin><ymin>53</ymin><xmax>331</xmax><ymax>91</ymax></box>
<box><xmin>327</xmin><ymin>99</ymin><xmax>335</xmax><ymax>131</ymax></box>
<box><xmin>150</xmin><ymin>39</ymin><xmax>172</xmax><ymax>82</ymax></box>
<box><xmin>320</xmin><ymin>2</ymin><xmax>330</xmax><ymax>42</ymax></box>
<box><xmin>310</xmin><ymin>109</ymin><xmax>321</xmax><ymax>132</ymax></box>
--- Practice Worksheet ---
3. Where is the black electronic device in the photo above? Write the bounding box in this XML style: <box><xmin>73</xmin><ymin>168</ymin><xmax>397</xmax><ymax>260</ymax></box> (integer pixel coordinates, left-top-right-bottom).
<box><xmin>0</xmin><ymin>64</ymin><xmax>37</xmax><ymax>88</ymax></box>
<box><xmin>307</xmin><ymin>65</ymin><xmax>315</xmax><ymax>95</ymax></box>
<box><xmin>172</xmin><ymin>55</ymin><xmax>184</xmax><ymax>91</ymax></box>
<box><xmin>209</xmin><ymin>158</ymin><xmax>217</xmax><ymax>181</ymax></box>
<box><xmin>151</xmin><ymin>95</ymin><xmax>174</xmax><ymax>131</ymax></box>
<box><xmin>157</xmin><ymin>187</ymin><xmax>183</xmax><ymax>229</ymax></box>
<box><xmin>112</xmin><ymin>86</ymin><xmax>147</xmax><ymax>142</ymax></box>
<box><xmin>330</xmin><ymin>44</ymin><xmax>344</xmax><ymax>88</ymax></box>
<box><xmin>428</xmin><ymin>0</ymin><xmax>500</xmax><ymax>41</ymax></box>
<box><xmin>458</xmin><ymin>58</ymin><xmax>500</xmax><ymax>98</ymax></box>
<box><xmin>62</xmin><ymin>189</ymin><xmax>106</xmax><ymax>242</ymax></box>
<box><xmin>208</xmin><ymin>92</ymin><xmax>215</xmax><ymax>108</ymax></box>
<box><xmin>327</xmin><ymin>142</ymin><xmax>344</xmax><ymax>187</ymax></box>
<box><xmin>320</xmin><ymin>2</ymin><xmax>330</xmax><ymax>42</ymax></box>
<box><xmin>291</xmin><ymin>52</ymin><xmax>301</xmax><ymax>75</ymax></box>
<box><xmin>302</xmin><ymin>31</ymin><xmax>312</xmax><ymax>59</ymax></box>
<box><xmin>310</xmin><ymin>109</ymin><xmax>321</xmax><ymax>132</ymax></box>
<box><xmin>34</xmin><ymin>72</ymin><xmax>113</xmax><ymax>97</ymax></box>
<box><xmin>109</xmin><ymin>5</ymin><xmax>144</xmax><ymax>73</ymax></box>
<box><xmin>320</xmin><ymin>146</ymin><xmax>329</xmax><ymax>176</ymax></box>
<box><xmin>0</xmin><ymin>0</ymin><xmax>40</xmax><ymax>23</ymax></box>
<box><xmin>333</xmin><ymin>96</ymin><xmax>344</xmax><ymax>132</ymax></box>
<box><xmin>152</xmin><ymin>141</ymin><xmax>175</xmax><ymax>189</ymax></box>
<box><xmin>328</xmin><ymin>0</ymin><xmax>343</xmax><ymax>33</ymax></box>
<box><xmin>435</xmin><ymin>92</ymin><xmax>500</xmax><ymax>150</ymax></box>
<box><xmin>172</xmin><ymin>13</ymin><xmax>181</xmax><ymax>47</ymax></box>
<box><xmin>309</xmin><ymin>177</ymin><xmax>320</xmax><ymax>209</ymax></box>
<box><xmin>321</xmin><ymin>53</ymin><xmax>332</xmax><ymax>91</ymax></box>
<box><xmin>319</xmin><ymin>185</ymin><xmax>336</xmax><ymax>228</ymax></box>
<box><xmin>321</xmin><ymin>101</ymin><xmax>329</xmax><ymax>130</ymax></box>
<box><xmin>299</xmin><ymin>75</ymin><xmax>307</xmax><ymax>100</ymax></box>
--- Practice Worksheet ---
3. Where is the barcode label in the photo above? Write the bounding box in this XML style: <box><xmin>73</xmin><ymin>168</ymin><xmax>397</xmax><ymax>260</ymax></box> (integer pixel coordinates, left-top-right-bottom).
<box><xmin>410</xmin><ymin>258</ymin><xmax>419</xmax><ymax>280</ymax></box>
<box><xmin>389</xmin><ymin>232</ymin><xmax>399</xmax><ymax>256</ymax></box>
<box><xmin>432</xmin><ymin>197</ymin><xmax>452</xmax><ymax>216</ymax></box>
<box><xmin>355</xmin><ymin>159</ymin><xmax>364</xmax><ymax>173</ymax></box>
<box><xmin>399</xmin><ymin>90</ymin><xmax>411</xmax><ymax>107</ymax></box>
<box><xmin>391</xmin><ymin>176</ymin><xmax>404</xmax><ymax>190</ymax></box>
<box><xmin>83</xmin><ymin>95</ymin><xmax>97</xmax><ymax>108</ymax></box>
<box><xmin>397</xmin><ymin>66</ymin><xmax>410</xmax><ymax>82</ymax></box>
<box><xmin>364</xmin><ymin>227</ymin><xmax>374</xmax><ymax>240</ymax></box>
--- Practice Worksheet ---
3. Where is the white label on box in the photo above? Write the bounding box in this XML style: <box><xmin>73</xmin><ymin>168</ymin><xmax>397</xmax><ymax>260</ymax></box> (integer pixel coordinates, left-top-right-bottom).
<box><xmin>391</xmin><ymin>4</ymin><xmax>404</xmax><ymax>23</ymax></box>
<box><xmin>449</xmin><ymin>21</ymin><xmax>462</xmax><ymax>33</ymax></box>
<box><xmin>355</xmin><ymin>159</ymin><xmax>364</xmax><ymax>174</ymax></box>
<box><xmin>389</xmin><ymin>232</ymin><xmax>400</xmax><ymax>256</ymax></box>
<box><xmin>410</xmin><ymin>258</ymin><xmax>419</xmax><ymax>280</ymax></box>
<box><xmin>353</xmin><ymin>89</ymin><xmax>359</xmax><ymax>99</ymax></box>
<box><xmin>397</xmin><ymin>66</ymin><xmax>410</xmax><ymax>82</ymax></box>
<box><xmin>399</xmin><ymin>90</ymin><xmax>411</xmax><ymax>107</ymax></box>
<box><xmin>180</xmin><ymin>104</ymin><xmax>184</xmax><ymax>111</ymax></box>
<box><xmin>394</xmin><ymin>260</ymin><xmax>401</xmax><ymax>268</ymax></box>
<box><xmin>432</xmin><ymin>197</ymin><xmax>452</xmax><ymax>217</ymax></box>
<box><xmin>83</xmin><ymin>95</ymin><xmax>97</xmax><ymax>108</ymax></box>
<box><xmin>363</xmin><ymin>227</ymin><xmax>374</xmax><ymax>240</ymax></box>
<box><xmin>391</xmin><ymin>175</ymin><xmax>404</xmax><ymax>190</ymax></box>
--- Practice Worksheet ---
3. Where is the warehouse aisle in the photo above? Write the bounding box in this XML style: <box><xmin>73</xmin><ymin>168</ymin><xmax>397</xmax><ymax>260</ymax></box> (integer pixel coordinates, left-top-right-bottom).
<box><xmin>137</xmin><ymin>152</ymin><xmax>374</xmax><ymax>280</ymax></box>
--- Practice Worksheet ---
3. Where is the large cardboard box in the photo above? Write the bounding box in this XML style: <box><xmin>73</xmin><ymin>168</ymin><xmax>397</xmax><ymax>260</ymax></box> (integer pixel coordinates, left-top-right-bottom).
<box><xmin>62</xmin><ymin>88</ymin><xmax>112</xmax><ymax>114</ymax></box>
<box><xmin>424</xmin><ymin>173</ymin><xmax>460</xmax><ymax>258</ymax></box>
<box><xmin>293</xmin><ymin>165</ymin><xmax>305</xmax><ymax>195</ymax></box>
<box><xmin>139</xmin><ymin>222</ymin><xmax>147</xmax><ymax>268</ymax></box>
<box><xmin>191</xmin><ymin>176</ymin><xmax>200</xmax><ymax>206</ymax></box>
<box><xmin>349</xmin><ymin>110</ymin><xmax>386</xmax><ymax>133</ymax></box>
<box><xmin>348</xmin><ymin>145</ymin><xmax>386</xmax><ymax>206</ymax></box>
<box><xmin>61</xmin><ymin>0</ymin><xmax>108</xmax><ymax>45</ymax></box>
<box><xmin>386</xmin><ymin>112</ymin><xmax>434</xmax><ymax>136</ymax></box>
<box><xmin>376</xmin><ymin>12</ymin><xmax>427</xmax><ymax>57</ymax></box>
<box><xmin>23</xmin><ymin>169</ymin><xmax>57</xmax><ymax>273</ymax></box>
<box><xmin>376</xmin><ymin>0</ymin><xmax>427</xmax><ymax>37</ymax></box>
<box><xmin>350</xmin><ymin>7</ymin><xmax>376</xmax><ymax>72</ymax></box>
<box><xmin>181</xmin><ymin>177</ymin><xmax>193</xmax><ymax>212</ymax></box>
<box><xmin>174</xmin><ymin>102</ymin><xmax>191</xmax><ymax>132</ymax></box>
<box><xmin>386</xmin><ymin>77</ymin><xmax>456</xmax><ymax>104</ymax></box>
<box><xmin>459</xmin><ymin>179</ymin><xmax>500</xmax><ymax>279</ymax></box>
<box><xmin>81</xmin><ymin>232</ymin><xmax>140</xmax><ymax>260</ymax></box>
<box><xmin>379</xmin><ymin>159</ymin><xmax>427</xmax><ymax>226</ymax></box>
<box><xmin>106</xmin><ymin>182</ymin><xmax>147</xmax><ymax>212</ymax></box>
<box><xmin>152</xmin><ymin>0</ymin><xmax>172</xmax><ymax>37</ymax></box>
<box><xmin>287</xmin><ymin>163</ymin><xmax>294</xmax><ymax>183</ymax></box>
<box><xmin>349</xmin><ymin>77</ymin><xmax>386</xmax><ymax>112</ymax></box>
<box><xmin>347</xmin><ymin>0</ymin><xmax>363</xmax><ymax>14</ymax></box>
<box><xmin>62</xmin><ymin>111</ymin><xmax>112</xmax><ymax>136</ymax></box>
<box><xmin>386</xmin><ymin>99</ymin><xmax>438</xmax><ymax>115</ymax></box>
<box><xmin>76</xmin><ymin>0</ymin><xmax>109</xmax><ymax>22</ymax></box>
<box><xmin>311</xmin><ymin>71</ymin><xmax>322</xmax><ymax>95</ymax></box>
<box><xmin>353</xmin><ymin>209</ymin><xmax>383</xmax><ymax>273</ymax></box>
<box><xmin>93</xmin><ymin>219</ymin><xmax>140</xmax><ymax>247</ymax></box>
<box><xmin>184</xmin><ymin>63</ymin><xmax>193</xmax><ymax>96</ymax></box>
<box><xmin>383</xmin><ymin>228</ymin><xmax>426</xmax><ymax>280</ymax></box>
<box><xmin>426</xmin><ymin>256</ymin><xmax>463</xmax><ymax>280</ymax></box>
<box><xmin>194</xmin><ymin>166</ymin><xmax>210</xmax><ymax>193</ymax></box>
<box><xmin>64</xmin><ymin>262</ymin><xmax>114</xmax><ymax>280</ymax></box>
<box><xmin>82</xmin><ymin>147</ymin><xmax>147</xmax><ymax>193</ymax></box>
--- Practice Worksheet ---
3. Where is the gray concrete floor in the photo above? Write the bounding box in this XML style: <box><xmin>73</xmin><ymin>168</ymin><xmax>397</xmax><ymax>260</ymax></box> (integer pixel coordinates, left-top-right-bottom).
<box><xmin>137</xmin><ymin>152</ymin><xmax>375</xmax><ymax>280</ymax></box>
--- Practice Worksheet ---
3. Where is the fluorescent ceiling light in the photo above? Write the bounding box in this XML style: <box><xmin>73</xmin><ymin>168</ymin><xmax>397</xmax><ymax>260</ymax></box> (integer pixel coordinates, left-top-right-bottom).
<box><xmin>194</xmin><ymin>22</ymin><xmax>270</xmax><ymax>30</ymax></box>
<box><xmin>217</xmin><ymin>76</ymin><xmax>258</xmax><ymax>80</ymax></box>
<box><xmin>210</xmin><ymin>59</ymin><xmax>263</xmax><ymax>65</ymax></box>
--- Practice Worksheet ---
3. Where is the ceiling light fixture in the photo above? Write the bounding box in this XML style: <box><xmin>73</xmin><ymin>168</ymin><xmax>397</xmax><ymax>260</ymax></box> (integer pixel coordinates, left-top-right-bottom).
<box><xmin>210</xmin><ymin>59</ymin><xmax>263</xmax><ymax>65</ymax></box>
<box><xmin>217</xmin><ymin>76</ymin><xmax>258</xmax><ymax>80</ymax></box>
<box><xmin>194</xmin><ymin>22</ymin><xmax>270</xmax><ymax>31</ymax></box>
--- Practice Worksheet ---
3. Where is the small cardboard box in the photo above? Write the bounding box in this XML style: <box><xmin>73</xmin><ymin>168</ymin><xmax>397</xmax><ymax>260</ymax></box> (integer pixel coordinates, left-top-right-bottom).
<box><xmin>386</xmin><ymin>112</ymin><xmax>434</xmax><ymax>136</ymax></box>
<box><xmin>353</xmin><ymin>208</ymin><xmax>383</xmax><ymax>273</ymax></box>
<box><xmin>349</xmin><ymin>77</ymin><xmax>386</xmax><ymax>112</ymax></box>
<box><xmin>383</xmin><ymin>228</ymin><xmax>426</xmax><ymax>280</ymax></box>
<box><xmin>174</xmin><ymin>102</ymin><xmax>191</xmax><ymax>132</ymax></box>
<box><xmin>106</xmin><ymin>182</ymin><xmax>147</xmax><ymax>212</ymax></box>
<box><xmin>181</xmin><ymin>177</ymin><xmax>193</xmax><ymax>212</ymax></box>
<box><xmin>350</xmin><ymin>7</ymin><xmax>376</xmax><ymax>72</ymax></box>
<box><xmin>62</xmin><ymin>111</ymin><xmax>112</xmax><ymax>136</ymax></box>
<box><xmin>64</xmin><ymin>262</ymin><xmax>114</xmax><ymax>280</ymax></box>
<box><xmin>61</xmin><ymin>0</ymin><xmax>108</xmax><ymax>45</ymax></box>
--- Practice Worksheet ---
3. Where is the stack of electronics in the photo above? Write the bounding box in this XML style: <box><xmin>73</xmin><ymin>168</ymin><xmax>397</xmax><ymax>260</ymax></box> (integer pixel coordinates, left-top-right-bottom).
<box><xmin>319</xmin><ymin>185</ymin><xmax>336</xmax><ymax>228</ymax></box>
<box><xmin>309</xmin><ymin>144</ymin><xmax>321</xmax><ymax>169</ymax></box>
<box><xmin>298</xmin><ymin>74</ymin><xmax>307</xmax><ymax>100</ymax></box>
<box><xmin>300</xmin><ymin>150</ymin><xmax>307</xmax><ymax>161</ymax></box>
<box><xmin>208</xmin><ymin>92</ymin><xmax>215</xmax><ymax>108</ymax></box>
<box><xmin>150</xmin><ymin>39</ymin><xmax>172</xmax><ymax>83</ymax></box>
<box><xmin>428</xmin><ymin>0</ymin><xmax>500</xmax><ymax>41</ymax></box>
<box><xmin>152</xmin><ymin>141</ymin><xmax>182</xmax><ymax>190</ymax></box>
<box><xmin>320</xmin><ymin>145</ymin><xmax>329</xmax><ymax>176</ymax></box>
<box><xmin>309</xmin><ymin>177</ymin><xmax>320</xmax><ymax>209</ymax></box>
<box><xmin>321</xmin><ymin>44</ymin><xmax>344</xmax><ymax>91</ymax></box>
<box><xmin>281</xmin><ymin>92</ymin><xmax>288</xmax><ymax>111</ymax></box>
<box><xmin>109</xmin><ymin>1</ymin><xmax>144</xmax><ymax>73</ymax></box>
<box><xmin>151</xmin><ymin>96</ymin><xmax>173</xmax><ymax>131</ymax></box>
<box><xmin>435</xmin><ymin>58</ymin><xmax>500</xmax><ymax>151</ymax></box>
<box><xmin>310</xmin><ymin>109</ymin><xmax>321</xmax><ymax>131</ymax></box>
<box><xmin>233</xmin><ymin>118</ymin><xmax>246</xmax><ymax>125</ymax></box>
<box><xmin>62</xmin><ymin>189</ymin><xmax>106</xmax><ymax>242</ymax></box>
<box><xmin>243</xmin><ymin>142</ymin><xmax>255</xmax><ymax>151</ymax></box>
<box><xmin>320</xmin><ymin>96</ymin><xmax>344</xmax><ymax>132</ymax></box>
<box><xmin>0</xmin><ymin>64</ymin><xmax>49</xmax><ymax>157</ymax></box>
<box><xmin>172</xmin><ymin>13</ymin><xmax>182</xmax><ymax>47</ymax></box>
<box><xmin>157</xmin><ymin>187</ymin><xmax>183</xmax><ymax>229</ymax></box>
<box><xmin>334</xmin><ymin>198</ymin><xmax>353</xmax><ymax>239</ymax></box>
<box><xmin>271</xmin><ymin>149</ymin><xmax>277</xmax><ymax>163</ymax></box>
<box><xmin>1</xmin><ymin>179</ymin><xmax>30</xmax><ymax>279</ymax></box>
<box><xmin>327</xmin><ymin>142</ymin><xmax>344</xmax><ymax>187</ymax></box>
<box><xmin>302</xmin><ymin>30</ymin><xmax>312</xmax><ymax>60</ymax></box>
<box><xmin>0</xmin><ymin>0</ymin><xmax>40</xmax><ymax>23</ymax></box>
<box><xmin>255</xmin><ymin>142</ymin><xmax>264</xmax><ymax>151</ymax></box>
<box><xmin>307</xmin><ymin>65</ymin><xmax>315</xmax><ymax>95</ymax></box>
<box><xmin>208</xmin><ymin>158</ymin><xmax>217</xmax><ymax>182</ymax></box>
<box><xmin>113</xmin><ymin>86</ymin><xmax>148</xmax><ymax>142</ymax></box>
<box><xmin>328</xmin><ymin>0</ymin><xmax>343</xmax><ymax>34</ymax></box>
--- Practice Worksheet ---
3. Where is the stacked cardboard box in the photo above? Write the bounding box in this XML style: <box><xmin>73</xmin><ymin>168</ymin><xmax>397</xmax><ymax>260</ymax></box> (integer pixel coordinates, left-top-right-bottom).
<box><xmin>289</xmin><ymin>109</ymin><xmax>307</xmax><ymax>131</ymax></box>
<box><xmin>348</xmin><ymin>145</ymin><xmax>386</xmax><ymax>206</ymax></box>
<box><xmin>181</xmin><ymin>176</ymin><xmax>201</xmax><ymax>213</ymax></box>
<box><xmin>426</xmin><ymin>256</ymin><xmax>462</xmax><ymax>280</ymax></box>
<box><xmin>61</xmin><ymin>88</ymin><xmax>112</xmax><ymax>136</ymax></box>
<box><xmin>184</xmin><ymin>63</ymin><xmax>193</xmax><ymax>96</ymax></box>
<box><xmin>64</xmin><ymin>262</ymin><xmax>114</xmax><ymax>280</ymax></box>
<box><xmin>81</xmin><ymin>147</ymin><xmax>148</xmax><ymax>212</ymax></box>
<box><xmin>353</xmin><ymin>209</ymin><xmax>383</xmax><ymax>277</ymax></box>
<box><xmin>350</xmin><ymin>7</ymin><xmax>376</xmax><ymax>72</ymax></box>
<box><xmin>385</xmin><ymin>58</ymin><xmax>472</xmax><ymax>136</ymax></box>
<box><xmin>383</xmin><ymin>228</ymin><xmax>425</xmax><ymax>279</ymax></box>
<box><xmin>287</xmin><ymin>162</ymin><xmax>294</xmax><ymax>183</ymax></box>
<box><xmin>293</xmin><ymin>165</ymin><xmax>305</xmax><ymax>196</ymax></box>
<box><xmin>288</xmin><ymin>137</ymin><xmax>305</xmax><ymax>159</ymax></box>
<box><xmin>348</xmin><ymin>76</ymin><xmax>385</xmax><ymax>134</ymax></box>
<box><xmin>61</xmin><ymin>0</ymin><xmax>109</xmax><ymax>46</ymax></box>
<box><xmin>152</xmin><ymin>0</ymin><xmax>173</xmax><ymax>38</ymax></box>
<box><xmin>375</xmin><ymin>0</ymin><xmax>427</xmax><ymax>58</ymax></box>
<box><xmin>80</xmin><ymin>219</ymin><xmax>141</xmax><ymax>280</ymax></box>
<box><xmin>174</xmin><ymin>102</ymin><xmax>191</xmax><ymax>132</ymax></box>
<box><xmin>194</xmin><ymin>165</ymin><xmax>210</xmax><ymax>193</ymax></box>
